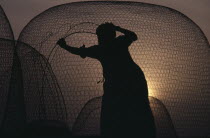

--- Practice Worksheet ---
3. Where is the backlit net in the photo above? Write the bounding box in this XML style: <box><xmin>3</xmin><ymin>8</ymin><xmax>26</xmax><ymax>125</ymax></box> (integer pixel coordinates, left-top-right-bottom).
<box><xmin>0</xmin><ymin>2</ymin><xmax>209</xmax><ymax>137</ymax></box>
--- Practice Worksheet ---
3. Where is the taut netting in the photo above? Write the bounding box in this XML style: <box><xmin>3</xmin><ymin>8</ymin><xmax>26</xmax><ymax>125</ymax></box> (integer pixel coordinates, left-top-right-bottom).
<box><xmin>0</xmin><ymin>39</ymin><xmax>67</xmax><ymax>135</ymax></box>
<box><xmin>0</xmin><ymin>1</ymin><xmax>210</xmax><ymax>137</ymax></box>
<box><xmin>72</xmin><ymin>96</ymin><xmax>177</xmax><ymax>138</ymax></box>
<box><xmin>0</xmin><ymin>6</ymin><xmax>14</xmax><ymax>40</ymax></box>
<box><xmin>0</xmin><ymin>5</ymin><xmax>16</xmax><ymax>132</ymax></box>
<box><xmin>0</xmin><ymin>5</ymin><xmax>67</xmax><ymax>136</ymax></box>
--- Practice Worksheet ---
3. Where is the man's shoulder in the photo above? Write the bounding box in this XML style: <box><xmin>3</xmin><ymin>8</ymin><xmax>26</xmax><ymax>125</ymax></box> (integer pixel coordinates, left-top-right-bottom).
<box><xmin>114</xmin><ymin>35</ymin><xmax>133</xmax><ymax>47</ymax></box>
<box><xmin>115</xmin><ymin>35</ymin><xmax>130</xmax><ymax>43</ymax></box>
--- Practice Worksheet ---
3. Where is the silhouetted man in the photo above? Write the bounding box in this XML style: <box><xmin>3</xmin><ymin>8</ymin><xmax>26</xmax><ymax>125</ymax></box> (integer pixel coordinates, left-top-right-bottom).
<box><xmin>57</xmin><ymin>22</ymin><xmax>156</xmax><ymax>137</ymax></box>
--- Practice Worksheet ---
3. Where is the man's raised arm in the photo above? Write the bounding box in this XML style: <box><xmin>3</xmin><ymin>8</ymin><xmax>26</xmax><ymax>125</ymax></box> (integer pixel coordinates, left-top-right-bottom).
<box><xmin>57</xmin><ymin>38</ymin><xmax>98</xmax><ymax>59</ymax></box>
<box><xmin>57</xmin><ymin>38</ymin><xmax>82</xmax><ymax>56</ymax></box>
<box><xmin>115</xmin><ymin>26</ymin><xmax>138</xmax><ymax>41</ymax></box>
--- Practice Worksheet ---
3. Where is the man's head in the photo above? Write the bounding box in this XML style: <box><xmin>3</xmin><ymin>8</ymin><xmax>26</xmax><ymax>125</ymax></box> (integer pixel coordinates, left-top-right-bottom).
<box><xmin>96</xmin><ymin>23</ymin><xmax>116</xmax><ymax>45</ymax></box>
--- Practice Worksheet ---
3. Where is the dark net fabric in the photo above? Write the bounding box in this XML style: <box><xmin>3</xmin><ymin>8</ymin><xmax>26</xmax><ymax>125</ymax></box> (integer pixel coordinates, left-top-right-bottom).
<box><xmin>0</xmin><ymin>40</ymin><xmax>67</xmax><ymax>135</ymax></box>
<box><xmin>0</xmin><ymin>5</ymin><xmax>67</xmax><ymax>134</ymax></box>
<box><xmin>72</xmin><ymin>96</ymin><xmax>177</xmax><ymax>137</ymax></box>
<box><xmin>16</xmin><ymin>41</ymin><xmax>67</xmax><ymax>123</ymax></box>
<box><xmin>0</xmin><ymin>1</ymin><xmax>209</xmax><ymax>137</ymax></box>
<box><xmin>0</xmin><ymin>6</ymin><xmax>14</xmax><ymax>40</ymax></box>
<box><xmin>17</xmin><ymin>2</ymin><xmax>210</xmax><ymax>137</ymax></box>
<box><xmin>0</xmin><ymin>5</ymin><xmax>16</xmax><ymax>132</ymax></box>
<box><xmin>0</xmin><ymin>39</ymin><xmax>15</xmax><ymax>131</ymax></box>
<box><xmin>72</xmin><ymin>96</ymin><xmax>102</xmax><ymax>136</ymax></box>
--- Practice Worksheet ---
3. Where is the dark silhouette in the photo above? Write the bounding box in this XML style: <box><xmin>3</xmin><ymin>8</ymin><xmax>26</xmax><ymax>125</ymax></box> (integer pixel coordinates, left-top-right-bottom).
<box><xmin>57</xmin><ymin>23</ymin><xmax>156</xmax><ymax>137</ymax></box>
<box><xmin>23</xmin><ymin>120</ymin><xmax>72</xmax><ymax>137</ymax></box>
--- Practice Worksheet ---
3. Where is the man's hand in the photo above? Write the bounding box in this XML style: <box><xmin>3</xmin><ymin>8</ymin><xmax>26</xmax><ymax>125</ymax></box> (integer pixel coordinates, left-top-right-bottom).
<box><xmin>104</xmin><ymin>22</ymin><xmax>119</xmax><ymax>30</ymax></box>
<box><xmin>57</xmin><ymin>38</ymin><xmax>67</xmax><ymax>48</ymax></box>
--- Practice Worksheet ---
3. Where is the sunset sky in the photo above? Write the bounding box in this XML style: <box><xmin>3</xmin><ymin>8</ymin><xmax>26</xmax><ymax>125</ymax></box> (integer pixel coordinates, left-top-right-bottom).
<box><xmin>0</xmin><ymin>0</ymin><xmax>210</xmax><ymax>43</ymax></box>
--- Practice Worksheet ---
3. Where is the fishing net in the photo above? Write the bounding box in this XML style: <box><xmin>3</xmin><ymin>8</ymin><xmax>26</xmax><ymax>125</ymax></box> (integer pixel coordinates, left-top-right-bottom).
<box><xmin>0</xmin><ymin>5</ymin><xmax>67</xmax><ymax>135</ymax></box>
<box><xmin>72</xmin><ymin>96</ymin><xmax>177</xmax><ymax>137</ymax></box>
<box><xmin>0</xmin><ymin>5</ymin><xmax>16</xmax><ymax>132</ymax></box>
<box><xmin>18</xmin><ymin>2</ymin><xmax>210</xmax><ymax>137</ymax></box>
<box><xmin>0</xmin><ymin>1</ymin><xmax>210</xmax><ymax>137</ymax></box>
<box><xmin>0</xmin><ymin>5</ymin><xmax>14</xmax><ymax>40</ymax></box>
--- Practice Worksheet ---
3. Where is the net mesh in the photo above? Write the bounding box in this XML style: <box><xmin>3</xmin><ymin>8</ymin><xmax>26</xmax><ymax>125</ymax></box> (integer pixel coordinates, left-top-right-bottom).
<box><xmin>16</xmin><ymin>41</ymin><xmax>67</xmax><ymax>123</ymax></box>
<box><xmin>0</xmin><ymin>1</ymin><xmax>210</xmax><ymax>137</ymax></box>
<box><xmin>0</xmin><ymin>5</ymin><xmax>16</xmax><ymax>132</ymax></box>
<box><xmin>72</xmin><ymin>96</ymin><xmax>177</xmax><ymax>137</ymax></box>
<box><xmin>0</xmin><ymin>5</ymin><xmax>67</xmax><ymax>134</ymax></box>
<box><xmin>0</xmin><ymin>39</ymin><xmax>14</xmax><ymax>130</ymax></box>
<box><xmin>0</xmin><ymin>39</ymin><xmax>67</xmax><ymax>135</ymax></box>
<box><xmin>0</xmin><ymin>6</ymin><xmax>14</xmax><ymax>40</ymax></box>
